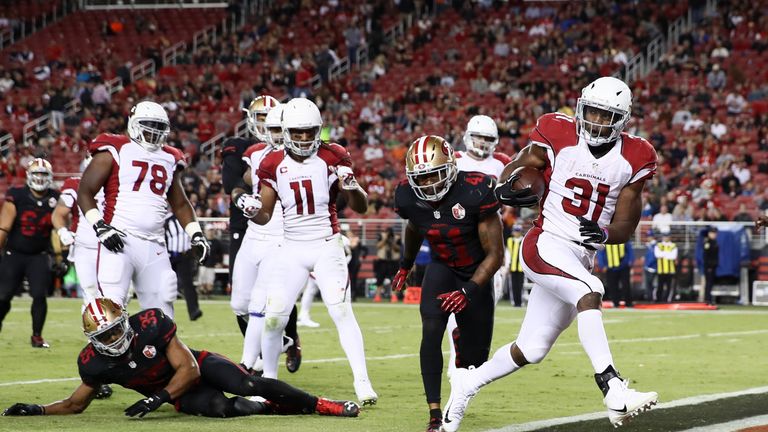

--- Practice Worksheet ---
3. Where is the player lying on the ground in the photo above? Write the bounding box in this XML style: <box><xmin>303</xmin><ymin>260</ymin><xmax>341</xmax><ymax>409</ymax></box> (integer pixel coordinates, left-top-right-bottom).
<box><xmin>1</xmin><ymin>298</ymin><xmax>360</xmax><ymax>419</ymax></box>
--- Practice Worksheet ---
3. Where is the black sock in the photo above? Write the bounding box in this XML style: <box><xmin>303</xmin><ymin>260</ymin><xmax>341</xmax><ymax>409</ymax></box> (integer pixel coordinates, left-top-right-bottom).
<box><xmin>236</xmin><ymin>314</ymin><xmax>248</xmax><ymax>337</ymax></box>
<box><xmin>430</xmin><ymin>408</ymin><xmax>442</xmax><ymax>420</ymax></box>
<box><xmin>31</xmin><ymin>297</ymin><xmax>47</xmax><ymax>336</ymax></box>
<box><xmin>421</xmin><ymin>317</ymin><xmax>446</xmax><ymax>404</ymax></box>
<box><xmin>285</xmin><ymin>306</ymin><xmax>298</xmax><ymax>340</ymax></box>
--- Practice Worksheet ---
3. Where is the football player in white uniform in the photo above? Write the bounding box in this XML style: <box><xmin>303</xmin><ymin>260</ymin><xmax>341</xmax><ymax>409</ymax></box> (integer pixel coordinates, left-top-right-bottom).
<box><xmin>249</xmin><ymin>98</ymin><xmax>378</xmax><ymax>405</ymax></box>
<box><xmin>447</xmin><ymin>115</ymin><xmax>512</xmax><ymax>377</ymax></box>
<box><xmin>78</xmin><ymin>101</ymin><xmax>211</xmax><ymax>318</ymax></box>
<box><xmin>442</xmin><ymin>77</ymin><xmax>659</xmax><ymax>431</ymax></box>
<box><xmin>297</xmin><ymin>232</ymin><xmax>351</xmax><ymax>328</ymax></box>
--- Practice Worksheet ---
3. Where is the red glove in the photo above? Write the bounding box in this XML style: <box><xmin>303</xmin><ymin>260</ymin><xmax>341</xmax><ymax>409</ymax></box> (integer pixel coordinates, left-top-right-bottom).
<box><xmin>437</xmin><ymin>290</ymin><xmax>469</xmax><ymax>314</ymax></box>
<box><xmin>392</xmin><ymin>268</ymin><xmax>409</xmax><ymax>292</ymax></box>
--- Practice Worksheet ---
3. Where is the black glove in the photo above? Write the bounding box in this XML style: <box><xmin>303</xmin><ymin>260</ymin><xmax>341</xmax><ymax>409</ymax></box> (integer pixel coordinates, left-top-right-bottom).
<box><xmin>124</xmin><ymin>390</ymin><xmax>170</xmax><ymax>418</ymax></box>
<box><xmin>2</xmin><ymin>403</ymin><xmax>44</xmax><ymax>416</ymax></box>
<box><xmin>494</xmin><ymin>174</ymin><xmax>540</xmax><ymax>207</ymax></box>
<box><xmin>578</xmin><ymin>216</ymin><xmax>609</xmax><ymax>244</ymax></box>
<box><xmin>93</xmin><ymin>220</ymin><xmax>127</xmax><ymax>253</ymax></box>
<box><xmin>190</xmin><ymin>232</ymin><xmax>211</xmax><ymax>264</ymax></box>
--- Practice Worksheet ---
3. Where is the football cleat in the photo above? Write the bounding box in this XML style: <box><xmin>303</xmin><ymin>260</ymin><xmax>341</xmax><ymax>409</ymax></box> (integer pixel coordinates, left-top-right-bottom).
<box><xmin>442</xmin><ymin>367</ymin><xmax>479</xmax><ymax>432</ymax></box>
<box><xmin>297</xmin><ymin>317</ymin><xmax>320</xmax><ymax>328</ymax></box>
<box><xmin>354</xmin><ymin>379</ymin><xmax>378</xmax><ymax>406</ymax></box>
<box><xmin>30</xmin><ymin>335</ymin><xmax>50</xmax><ymax>348</ymax></box>
<box><xmin>95</xmin><ymin>384</ymin><xmax>113</xmax><ymax>399</ymax></box>
<box><xmin>427</xmin><ymin>416</ymin><xmax>443</xmax><ymax>432</ymax></box>
<box><xmin>315</xmin><ymin>398</ymin><xmax>360</xmax><ymax>417</ymax></box>
<box><xmin>286</xmin><ymin>335</ymin><xmax>302</xmax><ymax>373</ymax></box>
<box><xmin>603</xmin><ymin>378</ymin><xmax>658</xmax><ymax>427</ymax></box>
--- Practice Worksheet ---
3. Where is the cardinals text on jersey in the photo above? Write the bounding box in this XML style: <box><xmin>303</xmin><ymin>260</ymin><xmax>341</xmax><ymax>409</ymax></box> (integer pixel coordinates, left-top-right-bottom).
<box><xmin>455</xmin><ymin>151</ymin><xmax>512</xmax><ymax>179</ymax></box>
<box><xmin>258</xmin><ymin>143</ymin><xmax>351</xmax><ymax>242</ymax></box>
<box><xmin>243</xmin><ymin>143</ymin><xmax>284</xmax><ymax>237</ymax></box>
<box><xmin>89</xmin><ymin>134</ymin><xmax>186</xmax><ymax>241</ymax></box>
<box><xmin>529</xmin><ymin>113</ymin><xmax>657</xmax><ymax>243</ymax></box>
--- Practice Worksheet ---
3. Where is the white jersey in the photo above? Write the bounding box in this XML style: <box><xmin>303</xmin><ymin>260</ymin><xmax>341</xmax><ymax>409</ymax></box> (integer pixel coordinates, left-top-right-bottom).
<box><xmin>243</xmin><ymin>143</ymin><xmax>284</xmax><ymax>237</ymax></box>
<box><xmin>89</xmin><ymin>134</ymin><xmax>186</xmax><ymax>242</ymax></box>
<box><xmin>60</xmin><ymin>177</ymin><xmax>101</xmax><ymax>249</ymax></box>
<box><xmin>258</xmin><ymin>143</ymin><xmax>351</xmax><ymax>242</ymax></box>
<box><xmin>455</xmin><ymin>151</ymin><xmax>511</xmax><ymax>179</ymax></box>
<box><xmin>529</xmin><ymin>113</ymin><xmax>657</xmax><ymax>243</ymax></box>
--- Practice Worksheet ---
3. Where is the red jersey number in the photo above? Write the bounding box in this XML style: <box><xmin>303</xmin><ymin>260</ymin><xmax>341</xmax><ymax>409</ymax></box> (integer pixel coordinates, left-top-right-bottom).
<box><xmin>138</xmin><ymin>310</ymin><xmax>158</xmax><ymax>330</ymax></box>
<box><xmin>132</xmin><ymin>161</ymin><xmax>168</xmax><ymax>196</ymax></box>
<box><xmin>561</xmin><ymin>178</ymin><xmax>610</xmax><ymax>222</ymax></box>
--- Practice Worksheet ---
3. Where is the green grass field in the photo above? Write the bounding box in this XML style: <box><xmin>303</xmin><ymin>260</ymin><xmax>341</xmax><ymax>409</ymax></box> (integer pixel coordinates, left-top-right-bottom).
<box><xmin>1</xmin><ymin>298</ymin><xmax>767</xmax><ymax>432</ymax></box>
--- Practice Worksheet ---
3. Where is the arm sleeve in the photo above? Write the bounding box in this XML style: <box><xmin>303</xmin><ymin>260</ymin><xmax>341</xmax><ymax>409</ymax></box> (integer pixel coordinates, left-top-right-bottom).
<box><xmin>222</xmin><ymin>153</ymin><xmax>247</xmax><ymax>194</ymax></box>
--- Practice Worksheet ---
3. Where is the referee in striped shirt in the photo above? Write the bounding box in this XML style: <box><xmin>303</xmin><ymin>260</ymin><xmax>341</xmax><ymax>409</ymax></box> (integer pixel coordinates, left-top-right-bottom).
<box><xmin>165</xmin><ymin>213</ymin><xmax>202</xmax><ymax>321</ymax></box>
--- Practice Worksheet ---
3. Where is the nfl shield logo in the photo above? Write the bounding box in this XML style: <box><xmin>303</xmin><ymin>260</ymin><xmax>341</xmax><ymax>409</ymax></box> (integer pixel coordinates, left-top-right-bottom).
<box><xmin>142</xmin><ymin>345</ymin><xmax>156</xmax><ymax>359</ymax></box>
<box><xmin>452</xmin><ymin>203</ymin><xmax>465</xmax><ymax>220</ymax></box>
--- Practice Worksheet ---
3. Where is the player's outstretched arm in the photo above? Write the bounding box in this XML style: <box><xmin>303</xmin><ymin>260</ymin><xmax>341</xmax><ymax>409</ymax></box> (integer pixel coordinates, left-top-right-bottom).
<box><xmin>498</xmin><ymin>144</ymin><xmax>548</xmax><ymax>183</ymax></box>
<box><xmin>604</xmin><ymin>180</ymin><xmax>645</xmax><ymax>244</ymax></box>
<box><xmin>0</xmin><ymin>200</ymin><xmax>16</xmax><ymax>249</ymax></box>
<box><xmin>471</xmin><ymin>212</ymin><xmax>505</xmax><ymax>287</ymax></box>
<box><xmin>3</xmin><ymin>382</ymin><xmax>98</xmax><ymax>416</ymax></box>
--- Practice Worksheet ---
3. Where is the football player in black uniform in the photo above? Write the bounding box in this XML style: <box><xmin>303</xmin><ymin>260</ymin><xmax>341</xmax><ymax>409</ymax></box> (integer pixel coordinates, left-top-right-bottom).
<box><xmin>1</xmin><ymin>298</ymin><xmax>360</xmax><ymax>419</ymax></box>
<box><xmin>222</xmin><ymin>95</ymin><xmax>300</xmax><ymax>372</ymax></box>
<box><xmin>0</xmin><ymin>158</ymin><xmax>59</xmax><ymax>348</ymax></box>
<box><xmin>392</xmin><ymin>135</ymin><xmax>504</xmax><ymax>431</ymax></box>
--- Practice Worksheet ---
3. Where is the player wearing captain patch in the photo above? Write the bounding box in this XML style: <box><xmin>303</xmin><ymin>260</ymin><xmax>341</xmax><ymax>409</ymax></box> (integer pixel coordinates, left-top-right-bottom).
<box><xmin>77</xmin><ymin>101</ymin><xmax>211</xmax><ymax>318</ymax></box>
<box><xmin>0</xmin><ymin>158</ymin><xmax>59</xmax><ymax>348</ymax></box>
<box><xmin>392</xmin><ymin>135</ymin><xmax>504</xmax><ymax>432</ymax></box>
<box><xmin>442</xmin><ymin>77</ymin><xmax>658</xmax><ymax>432</ymax></box>
<box><xmin>1</xmin><ymin>298</ymin><xmax>360</xmax><ymax>419</ymax></box>
<box><xmin>248</xmin><ymin>98</ymin><xmax>377</xmax><ymax>405</ymax></box>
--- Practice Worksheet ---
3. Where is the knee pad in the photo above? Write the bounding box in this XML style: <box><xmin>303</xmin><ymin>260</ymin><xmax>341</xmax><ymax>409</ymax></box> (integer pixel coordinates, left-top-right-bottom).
<box><xmin>264</xmin><ymin>313</ymin><xmax>289</xmax><ymax>332</ymax></box>
<box><xmin>326</xmin><ymin>301</ymin><xmax>352</xmax><ymax>322</ymax></box>
<box><xmin>207</xmin><ymin>395</ymin><xmax>230</xmax><ymax>418</ymax></box>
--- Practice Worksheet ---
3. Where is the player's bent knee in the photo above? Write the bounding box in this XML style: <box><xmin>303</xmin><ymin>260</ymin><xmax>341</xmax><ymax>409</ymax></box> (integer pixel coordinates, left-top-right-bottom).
<box><xmin>577</xmin><ymin>292</ymin><xmax>603</xmax><ymax>312</ymax></box>
<box><xmin>264</xmin><ymin>313</ymin><xmax>289</xmax><ymax>331</ymax></box>
<box><xmin>206</xmin><ymin>395</ymin><xmax>231</xmax><ymax>418</ymax></box>
<box><xmin>326</xmin><ymin>301</ymin><xmax>352</xmax><ymax>321</ymax></box>
<box><xmin>517</xmin><ymin>343</ymin><xmax>549</xmax><ymax>364</ymax></box>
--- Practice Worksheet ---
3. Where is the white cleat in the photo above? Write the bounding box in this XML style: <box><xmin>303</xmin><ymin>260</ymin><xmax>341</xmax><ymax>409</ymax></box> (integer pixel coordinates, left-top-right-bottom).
<box><xmin>603</xmin><ymin>378</ymin><xmax>658</xmax><ymax>427</ymax></box>
<box><xmin>252</xmin><ymin>357</ymin><xmax>264</xmax><ymax>374</ymax></box>
<box><xmin>354</xmin><ymin>379</ymin><xmax>378</xmax><ymax>406</ymax></box>
<box><xmin>297</xmin><ymin>318</ymin><xmax>320</xmax><ymax>328</ymax></box>
<box><xmin>441</xmin><ymin>367</ymin><xmax>478</xmax><ymax>432</ymax></box>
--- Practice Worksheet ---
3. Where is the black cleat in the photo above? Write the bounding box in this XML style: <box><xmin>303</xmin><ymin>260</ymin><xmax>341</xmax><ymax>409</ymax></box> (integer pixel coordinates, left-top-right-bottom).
<box><xmin>30</xmin><ymin>336</ymin><xmax>49</xmax><ymax>348</ymax></box>
<box><xmin>190</xmin><ymin>310</ymin><xmax>203</xmax><ymax>321</ymax></box>
<box><xmin>426</xmin><ymin>416</ymin><xmax>442</xmax><ymax>431</ymax></box>
<box><xmin>95</xmin><ymin>384</ymin><xmax>113</xmax><ymax>399</ymax></box>
<box><xmin>286</xmin><ymin>336</ymin><xmax>301</xmax><ymax>373</ymax></box>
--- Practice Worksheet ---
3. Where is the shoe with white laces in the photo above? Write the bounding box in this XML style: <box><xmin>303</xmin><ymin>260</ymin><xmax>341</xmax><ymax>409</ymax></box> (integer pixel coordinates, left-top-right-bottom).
<box><xmin>442</xmin><ymin>367</ymin><xmax>479</xmax><ymax>432</ymax></box>
<box><xmin>603</xmin><ymin>378</ymin><xmax>658</xmax><ymax>427</ymax></box>
<box><xmin>353</xmin><ymin>379</ymin><xmax>378</xmax><ymax>406</ymax></box>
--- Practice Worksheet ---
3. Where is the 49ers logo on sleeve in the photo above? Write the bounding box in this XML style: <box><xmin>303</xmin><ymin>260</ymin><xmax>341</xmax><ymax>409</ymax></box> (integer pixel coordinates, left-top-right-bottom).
<box><xmin>142</xmin><ymin>345</ymin><xmax>157</xmax><ymax>359</ymax></box>
<box><xmin>452</xmin><ymin>203</ymin><xmax>466</xmax><ymax>220</ymax></box>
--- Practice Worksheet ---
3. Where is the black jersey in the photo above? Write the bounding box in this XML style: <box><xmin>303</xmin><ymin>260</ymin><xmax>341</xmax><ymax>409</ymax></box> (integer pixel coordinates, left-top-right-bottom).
<box><xmin>394</xmin><ymin>171</ymin><xmax>500</xmax><ymax>278</ymax></box>
<box><xmin>5</xmin><ymin>186</ymin><xmax>59</xmax><ymax>254</ymax></box>
<box><xmin>77</xmin><ymin>308</ymin><xmax>195</xmax><ymax>396</ymax></box>
<box><xmin>222</xmin><ymin>136</ymin><xmax>258</xmax><ymax>233</ymax></box>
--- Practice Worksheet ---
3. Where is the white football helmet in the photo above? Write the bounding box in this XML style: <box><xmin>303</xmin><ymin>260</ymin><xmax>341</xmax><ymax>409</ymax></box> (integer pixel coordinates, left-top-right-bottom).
<box><xmin>282</xmin><ymin>98</ymin><xmax>323</xmax><ymax>157</ymax></box>
<box><xmin>82</xmin><ymin>298</ymin><xmax>134</xmax><ymax>357</ymax></box>
<box><xmin>244</xmin><ymin>95</ymin><xmax>280</xmax><ymax>141</ymax></box>
<box><xmin>264</xmin><ymin>104</ymin><xmax>284</xmax><ymax>149</ymax></box>
<box><xmin>127</xmin><ymin>101</ymin><xmax>170</xmax><ymax>152</ymax></box>
<box><xmin>576</xmin><ymin>76</ymin><xmax>632</xmax><ymax>146</ymax></box>
<box><xmin>26</xmin><ymin>158</ymin><xmax>53</xmax><ymax>192</ymax></box>
<box><xmin>463</xmin><ymin>115</ymin><xmax>498</xmax><ymax>159</ymax></box>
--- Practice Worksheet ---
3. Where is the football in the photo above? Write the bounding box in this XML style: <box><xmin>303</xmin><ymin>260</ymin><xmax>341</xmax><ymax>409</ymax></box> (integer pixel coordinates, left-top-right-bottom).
<box><xmin>511</xmin><ymin>166</ymin><xmax>546</xmax><ymax>200</ymax></box>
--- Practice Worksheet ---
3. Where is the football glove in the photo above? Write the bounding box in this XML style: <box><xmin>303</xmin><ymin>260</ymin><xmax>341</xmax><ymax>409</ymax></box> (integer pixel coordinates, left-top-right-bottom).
<box><xmin>494</xmin><ymin>173</ymin><xmax>539</xmax><ymax>207</ymax></box>
<box><xmin>2</xmin><ymin>403</ymin><xmax>43</xmax><ymax>416</ymax></box>
<box><xmin>391</xmin><ymin>267</ymin><xmax>409</xmax><ymax>292</ymax></box>
<box><xmin>124</xmin><ymin>390</ymin><xmax>170</xmax><ymax>418</ymax></box>
<box><xmin>436</xmin><ymin>281</ymin><xmax>479</xmax><ymax>314</ymax></box>
<box><xmin>578</xmin><ymin>216</ymin><xmax>609</xmax><ymax>244</ymax></box>
<box><xmin>190</xmin><ymin>232</ymin><xmax>211</xmax><ymax>264</ymax></box>
<box><xmin>235</xmin><ymin>192</ymin><xmax>262</xmax><ymax>219</ymax></box>
<box><xmin>93</xmin><ymin>220</ymin><xmax>127</xmax><ymax>253</ymax></box>
<box><xmin>332</xmin><ymin>166</ymin><xmax>361</xmax><ymax>191</ymax></box>
<box><xmin>57</xmin><ymin>227</ymin><xmax>75</xmax><ymax>247</ymax></box>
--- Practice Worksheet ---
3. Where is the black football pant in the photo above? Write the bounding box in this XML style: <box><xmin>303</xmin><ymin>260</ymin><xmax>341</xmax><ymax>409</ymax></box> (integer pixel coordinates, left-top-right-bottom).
<box><xmin>509</xmin><ymin>271</ymin><xmax>524</xmax><ymax>307</ymax></box>
<box><xmin>657</xmin><ymin>274</ymin><xmax>675</xmax><ymax>302</ymax></box>
<box><xmin>170</xmin><ymin>251</ymin><xmax>199</xmax><ymax>319</ymax></box>
<box><xmin>229</xmin><ymin>229</ymin><xmax>298</xmax><ymax>338</ymax></box>
<box><xmin>419</xmin><ymin>262</ymin><xmax>494</xmax><ymax>405</ymax></box>
<box><xmin>176</xmin><ymin>351</ymin><xmax>318</xmax><ymax>417</ymax></box>
<box><xmin>0</xmin><ymin>251</ymin><xmax>52</xmax><ymax>336</ymax></box>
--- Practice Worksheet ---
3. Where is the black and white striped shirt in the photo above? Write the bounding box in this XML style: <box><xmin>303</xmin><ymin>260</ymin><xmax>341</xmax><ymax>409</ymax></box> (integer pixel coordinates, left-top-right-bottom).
<box><xmin>164</xmin><ymin>214</ymin><xmax>191</xmax><ymax>255</ymax></box>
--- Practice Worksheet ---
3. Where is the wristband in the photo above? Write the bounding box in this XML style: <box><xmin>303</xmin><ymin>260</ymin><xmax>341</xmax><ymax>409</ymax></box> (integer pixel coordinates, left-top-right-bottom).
<box><xmin>462</xmin><ymin>280</ymin><xmax>481</xmax><ymax>300</ymax></box>
<box><xmin>85</xmin><ymin>209</ymin><xmax>102</xmax><ymax>226</ymax></box>
<box><xmin>601</xmin><ymin>227</ymin><xmax>610</xmax><ymax>243</ymax></box>
<box><xmin>184</xmin><ymin>221</ymin><xmax>203</xmax><ymax>238</ymax></box>
<box><xmin>399</xmin><ymin>257</ymin><xmax>415</xmax><ymax>270</ymax></box>
<box><xmin>156</xmin><ymin>389</ymin><xmax>172</xmax><ymax>403</ymax></box>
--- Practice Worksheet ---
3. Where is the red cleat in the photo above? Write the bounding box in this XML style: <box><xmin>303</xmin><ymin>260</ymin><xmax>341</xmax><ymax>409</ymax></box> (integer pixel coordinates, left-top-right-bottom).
<box><xmin>315</xmin><ymin>398</ymin><xmax>360</xmax><ymax>417</ymax></box>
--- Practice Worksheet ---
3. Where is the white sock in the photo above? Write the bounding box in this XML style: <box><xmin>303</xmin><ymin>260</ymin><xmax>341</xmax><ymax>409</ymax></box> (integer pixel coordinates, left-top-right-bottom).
<box><xmin>261</xmin><ymin>314</ymin><xmax>289</xmax><ymax>379</ymax></box>
<box><xmin>469</xmin><ymin>342</ymin><xmax>521</xmax><ymax>388</ymax></box>
<box><xmin>240</xmin><ymin>314</ymin><xmax>264</xmax><ymax>369</ymax></box>
<box><xmin>446</xmin><ymin>313</ymin><xmax>458</xmax><ymax>372</ymax></box>
<box><xmin>577</xmin><ymin>309</ymin><xmax>614</xmax><ymax>373</ymax></box>
<box><xmin>327</xmin><ymin>302</ymin><xmax>369</xmax><ymax>382</ymax></box>
<box><xmin>299</xmin><ymin>285</ymin><xmax>316</xmax><ymax>320</ymax></box>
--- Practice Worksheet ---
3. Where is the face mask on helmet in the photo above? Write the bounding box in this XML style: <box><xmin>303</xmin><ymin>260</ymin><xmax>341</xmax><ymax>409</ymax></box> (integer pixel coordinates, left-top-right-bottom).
<box><xmin>128</xmin><ymin>102</ymin><xmax>171</xmax><ymax>152</ymax></box>
<box><xmin>83</xmin><ymin>300</ymin><xmax>134</xmax><ymax>357</ymax></box>
<box><xmin>575</xmin><ymin>77</ymin><xmax>632</xmax><ymax>147</ymax></box>
<box><xmin>464</xmin><ymin>133</ymin><xmax>498</xmax><ymax>158</ymax></box>
<box><xmin>284</xmin><ymin>127</ymin><xmax>321</xmax><ymax>157</ymax></box>
<box><xmin>263</xmin><ymin>105</ymin><xmax>284</xmax><ymax>149</ymax></box>
<box><xmin>407</xmin><ymin>164</ymin><xmax>458</xmax><ymax>201</ymax></box>
<box><xmin>268</xmin><ymin>126</ymin><xmax>284</xmax><ymax>148</ymax></box>
<box><xmin>248</xmin><ymin>112</ymin><xmax>268</xmax><ymax>140</ymax></box>
<box><xmin>245</xmin><ymin>95</ymin><xmax>279</xmax><ymax>141</ymax></box>
<box><xmin>26</xmin><ymin>159</ymin><xmax>53</xmax><ymax>192</ymax></box>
